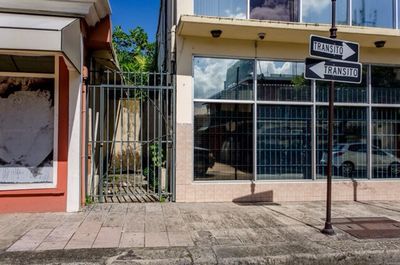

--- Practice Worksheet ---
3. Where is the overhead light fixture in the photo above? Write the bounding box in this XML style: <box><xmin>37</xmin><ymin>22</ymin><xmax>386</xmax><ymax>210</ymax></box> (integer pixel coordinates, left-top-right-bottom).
<box><xmin>210</xmin><ymin>29</ymin><xmax>222</xmax><ymax>38</ymax></box>
<box><xmin>375</xmin><ymin>40</ymin><xmax>386</xmax><ymax>48</ymax></box>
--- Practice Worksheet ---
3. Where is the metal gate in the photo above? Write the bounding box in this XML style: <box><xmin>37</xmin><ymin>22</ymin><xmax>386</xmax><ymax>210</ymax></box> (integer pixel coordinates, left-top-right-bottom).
<box><xmin>86</xmin><ymin>72</ymin><xmax>175</xmax><ymax>203</ymax></box>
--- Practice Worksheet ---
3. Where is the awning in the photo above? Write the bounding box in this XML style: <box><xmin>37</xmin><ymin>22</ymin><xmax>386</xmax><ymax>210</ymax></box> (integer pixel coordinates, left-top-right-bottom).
<box><xmin>177</xmin><ymin>15</ymin><xmax>400</xmax><ymax>49</ymax></box>
<box><xmin>0</xmin><ymin>13</ymin><xmax>82</xmax><ymax>72</ymax></box>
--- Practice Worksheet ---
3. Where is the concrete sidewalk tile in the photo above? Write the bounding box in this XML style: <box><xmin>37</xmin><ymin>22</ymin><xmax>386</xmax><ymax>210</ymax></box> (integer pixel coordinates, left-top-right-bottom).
<box><xmin>93</xmin><ymin>227</ymin><xmax>122</xmax><ymax>248</ymax></box>
<box><xmin>119</xmin><ymin>232</ymin><xmax>144</xmax><ymax>248</ymax></box>
<box><xmin>36</xmin><ymin>222</ymin><xmax>81</xmax><ymax>251</ymax></box>
<box><xmin>124</xmin><ymin>213</ymin><xmax>145</xmax><ymax>232</ymax></box>
<box><xmin>7</xmin><ymin>228</ymin><xmax>52</xmax><ymax>252</ymax></box>
<box><xmin>145</xmin><ymin>217</ymin><xmax>166</xmax><ymax>232</ymax></box>
<box><xmin>168</xmin><ymin>232</ymin><xmax>194</xmax><ymax>247</ymax></box>
<box><xmin>64</xmin><ymin>222</ymin><xmax>102</xmax><ymax>249</ymax></box>
<box><xmin>146</xmin><ymin>203</ymin><xmax>162</xmax><ymax>213</ymax></box>
<box><xmin>103</xmin><ymin>212</ymin><xmax>125</xmax><ymax>227</ymax></box>
<box><xmin>145</xmin><ymin>232</ymin><xmax>170</xmax><ymax>247</ymax></box>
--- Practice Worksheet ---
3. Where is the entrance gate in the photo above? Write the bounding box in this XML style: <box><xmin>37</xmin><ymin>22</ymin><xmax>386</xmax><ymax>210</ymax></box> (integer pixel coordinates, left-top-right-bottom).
<box><xmin>86</xmin><ymin>72</ymin><xmax>175</xmax><ymax>203</ymax></box>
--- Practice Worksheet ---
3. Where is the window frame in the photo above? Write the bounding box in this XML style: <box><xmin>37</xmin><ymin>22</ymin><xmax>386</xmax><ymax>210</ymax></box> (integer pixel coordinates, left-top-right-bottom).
<box><xmin>0</xmin><ymin>54</ymin><xmax>59</xmax><ymax>190</ymax></box>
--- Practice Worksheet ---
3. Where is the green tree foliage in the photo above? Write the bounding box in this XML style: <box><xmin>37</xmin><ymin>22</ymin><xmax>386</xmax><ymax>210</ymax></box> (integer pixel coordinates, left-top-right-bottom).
<box><xmin>112</xmin><ymin>26</ymin><xmax>156</xmax><ymax>72</ymax></box>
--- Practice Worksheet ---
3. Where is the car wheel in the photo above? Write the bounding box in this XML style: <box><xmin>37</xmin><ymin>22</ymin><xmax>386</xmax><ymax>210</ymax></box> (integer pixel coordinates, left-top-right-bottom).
<box><xmin>341</xmin><ymin>161</ymin><xmax>354</xmax><ymax>177</ymax></box>
<box><xmin>194</xmin><ymin>159</ymin><xmax>208</xmax><ymax>177</ymax></box>
<box><xmin>389</xmin><ymin>162</ymin><xmax>400</xmax><ymax>177</ymax></box>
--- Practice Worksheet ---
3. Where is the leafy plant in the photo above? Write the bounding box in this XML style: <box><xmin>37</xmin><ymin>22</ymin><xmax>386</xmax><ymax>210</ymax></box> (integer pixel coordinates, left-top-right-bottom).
<box><xmin>112</xmin><ymin>26</ymin><xmax>156</xmax><ymax>73</ymax></box>
<box><xmin>85</xmin><ymin>195</ymin><xmax>93</xmax><ymax>205</ymax></box>
<box><xmin>150</xmin><ymin>143</ymin><xmax>164</xmax><ymax>167</ymax></box>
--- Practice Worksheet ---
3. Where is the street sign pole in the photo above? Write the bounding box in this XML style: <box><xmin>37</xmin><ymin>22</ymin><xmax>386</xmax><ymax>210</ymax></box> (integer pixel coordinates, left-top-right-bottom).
<box><xmin>322</xmin><ymin>0</ymin><xmax>337</xmax><ymax>236</ymax></box>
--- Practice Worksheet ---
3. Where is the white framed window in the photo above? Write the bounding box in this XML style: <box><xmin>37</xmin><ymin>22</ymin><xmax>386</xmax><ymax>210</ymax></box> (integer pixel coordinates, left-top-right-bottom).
<box><xmin>0</xmin><ymin>54</ymin><xmax>59</xmax><ymax>190</ymax></box>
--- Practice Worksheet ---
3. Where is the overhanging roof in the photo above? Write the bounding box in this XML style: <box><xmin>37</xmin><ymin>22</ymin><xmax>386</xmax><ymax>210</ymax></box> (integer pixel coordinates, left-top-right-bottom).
<box><xmin>0</xmin><ymin>13</ymin><xmax>82</xmax><ymax>72</ymax></box>
<box><xmin>0</xmin><ymin>0</ymin><xmax>111</xmax><ymax>26</ymax></box>
<box><xmin>178</xmin><ymin>15</ymin><xmax>400</xmax><ymax>49</ymax></box>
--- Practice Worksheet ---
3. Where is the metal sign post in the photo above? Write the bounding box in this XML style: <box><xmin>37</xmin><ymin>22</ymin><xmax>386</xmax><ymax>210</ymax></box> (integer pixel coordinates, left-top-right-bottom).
<box><xmin>304</xmin><ymin>0</ymin><xmax>362</xmax><ymax>236</ymax></box>
<box><xmin>321</xmin><ymin>0</ymin><xmax>338</xmax><ymax>236</ymax></box>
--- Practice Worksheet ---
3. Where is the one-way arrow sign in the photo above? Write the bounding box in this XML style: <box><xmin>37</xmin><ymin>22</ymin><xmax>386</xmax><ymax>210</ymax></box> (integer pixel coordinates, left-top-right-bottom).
<box><xmin>310</xmin><ymin>35</ymin><xmax>359</xmax><ymax>62</ymax></box>
<box><xmin>305</xmin><ymin>58</ymin><xmax>362</xmax><ymax>84</ymax></box>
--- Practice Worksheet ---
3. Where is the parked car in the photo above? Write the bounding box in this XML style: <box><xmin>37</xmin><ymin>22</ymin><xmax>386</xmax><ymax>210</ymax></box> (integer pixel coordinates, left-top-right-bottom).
<box><xmin>194</xmin><ymin>147</ymin><xmax>215</xmax><ymax>177</ymax></box>
<box><xmin>321</xmin><ymin>143</ymin><xmax>400</xmax><ymax>177</ymax></box>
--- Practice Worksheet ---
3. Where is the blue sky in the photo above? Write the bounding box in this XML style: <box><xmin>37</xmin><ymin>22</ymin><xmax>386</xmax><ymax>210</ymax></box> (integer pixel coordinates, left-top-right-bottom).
<box><xmin>110</xmin><ymin>0</ymin><xmax>160</xmax><ymax>42</ymax></box>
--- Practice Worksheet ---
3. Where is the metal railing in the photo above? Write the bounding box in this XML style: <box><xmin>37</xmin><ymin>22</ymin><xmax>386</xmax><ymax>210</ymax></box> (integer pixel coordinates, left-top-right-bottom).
<box><xmin>86</xmin><ymin>71</ymin><xmax>175</xmax><ymax>203</ymax></box>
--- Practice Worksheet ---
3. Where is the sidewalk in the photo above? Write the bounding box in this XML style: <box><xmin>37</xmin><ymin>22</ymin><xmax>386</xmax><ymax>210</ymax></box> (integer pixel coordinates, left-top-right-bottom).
<box><xmin>1</xmin><ymin>201</ymin><xmax>400</xmax><ymax>264</ymax></box>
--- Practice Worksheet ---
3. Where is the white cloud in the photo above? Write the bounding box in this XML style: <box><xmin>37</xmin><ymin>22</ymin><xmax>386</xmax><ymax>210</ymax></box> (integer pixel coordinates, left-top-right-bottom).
<box><xmin>258</xmin><ymin>61</ymin><xmax>303</xmax><ymax>77</ymax></box>
<box><xmin>194</xmin><ymin>58</ymin><xmax>238</xmax><ymax>98</ymax></box>
<box><xmin>302</xmin><ymin>0</ymin><xmax>331</xmax><ymax>18</ymax></box>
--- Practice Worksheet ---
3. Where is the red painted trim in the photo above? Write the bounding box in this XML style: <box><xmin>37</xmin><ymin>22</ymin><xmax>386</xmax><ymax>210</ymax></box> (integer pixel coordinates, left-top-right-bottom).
<box><xmin>0</xmin><ymin>56</ymin><xmax>69</xmax><ymax>213</ymax></box>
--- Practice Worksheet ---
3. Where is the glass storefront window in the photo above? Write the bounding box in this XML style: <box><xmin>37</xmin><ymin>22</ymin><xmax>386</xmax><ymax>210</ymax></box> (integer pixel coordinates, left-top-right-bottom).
<box><xmin>194</xmin><ymin>57</ymin><xmax>254</xmax><ymax>100</ymax></box>
<box><xmin>194</xmin><ymin>0</ymin><xmax>247</xmax><ymax>18</ymax></box>
<box><xmin>193</xmin><ymin>58</ymin><xmax>400</xmax><ymax>181</ymax></box>
<box><xmin>316</xmin><ymin>66</ymin><xmax>367</xmax><ymax>103</ymax></box>
<box><xmin>257</xmin><ymin>105</ymin><xmax>312</xmax><ymax>180</ymax></box>
<box><xmin>372</xmin><ymin>108</ymin><xmax>400</xmax><ymax>178</ymax></box>
<box><xmin>302</xmin><ymin>0</ymin><xmax>348</xmax><ymax>24</ymax></box>
<box><xmin>250</xmin><ymin>0</ymin><xmax>299</xmax><ymax>22</ymax></box>
<box><xmin>194</xmin><ymin>102</ymin><xmax>253</xmax><ymax>181</ymax></box>
<box><xmin>316</xmin><ymin>107</ymin><xmax>368</xmax><ymax>179</ymax></box>
<box><xmin>0</xmin><ymin>76</ymin><xmax>55</xmax><ymax>184</ymax></box>
<box><xmin>352</xmin><ymin>0</ymin><xmax>394</xmax><ymax>28</ymax></box>
<box><xmin>371</xmin><ymin>66</ymin><xmax>400</xmax><ymax>104</ymax></box>
<box><xmin>257</xmin><ymin>61</ymin><xmax>311</xmax><ymax>101</ymax></box>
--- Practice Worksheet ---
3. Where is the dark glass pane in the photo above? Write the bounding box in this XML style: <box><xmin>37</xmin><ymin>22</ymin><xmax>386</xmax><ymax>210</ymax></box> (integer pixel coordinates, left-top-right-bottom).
<box><xmin>316</xmin><ymin>107</ymin><xmax>368</xmax><ymax>179</ymax></box>
<box><xmin>0</xmin><ymin>77</ymin><xmax>54</xmax><ymax>184</ymax></box>
<box><xmin>257</xmin><ymin>105</ymin><xmax>311</xmax><ymax>180</ymax></box>
<box><xmin>302</xmin><ymin>0</ymin><xmax>348</xmax><ymax>24</ymax></box>
<box><xmin>371</xmin><ymin>66</ymin><xmax>400</xmax><ymax>104</ymax></box>
<box><xmin>250</xmin><ymin>0</ymin><xmax>299</xmax><ymax>22</ymax></box>
<box><xmin>352</xmin><ymin>0</ymin><xmax>394</xmax><ymax>28</ymax></box>
<box><xmin>194</xmin><ymin>57</ymin><xmax>254</xmax><ymax>100</ymax></box>
<box><xmin>194</xmin><ymin>103</ymin><xmax>253</xmax><ymax>181</ymax></box>
<box><xmin>0</xmin><ymin>55</ymin><xmax>54</xmax><ymax>74</ymax></box>
<box><xmin>257</xmin><ymin>61</ymin><xmax>311</xmax><ymax>101</ymax></box>
<box><xmin>372</xmin><ymin>108</ymin><xmax>400</xmax><ymax>178</ymax></box>
<box><xmin>194</xmin><ymin>0</ymin><xmax>247</xmax><ymax>18</ymax></box>
<box><xmin>316</xmin><ymin>66</ymin><xmax>367</xmax><ymax>103</ymax></box>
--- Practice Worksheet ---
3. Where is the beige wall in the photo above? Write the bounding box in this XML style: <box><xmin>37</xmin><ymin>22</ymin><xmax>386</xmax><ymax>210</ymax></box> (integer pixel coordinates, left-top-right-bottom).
<box><xmin>176</xmin><ymin>0</ymin><xmax>193</xmax><ymax>22</ymax></box>
<box><xmin>175</xmin><ymin>33</ymin><xmax>400</xmax><ymax>203</ymax></box>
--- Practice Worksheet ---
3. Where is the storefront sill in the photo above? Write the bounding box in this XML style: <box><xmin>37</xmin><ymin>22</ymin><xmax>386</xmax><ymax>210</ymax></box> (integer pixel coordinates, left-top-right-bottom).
<box><xmin>0</xmin><ymin>189</ymin><xmax>65</xmax><ymax>197</ymax></box>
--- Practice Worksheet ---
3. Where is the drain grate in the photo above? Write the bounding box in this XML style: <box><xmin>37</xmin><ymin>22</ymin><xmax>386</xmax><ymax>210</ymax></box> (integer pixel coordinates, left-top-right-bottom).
<box><xmin>332</xmin><ymin>217</ymin><xmax>400</xmax><ymax>239</ymax></box>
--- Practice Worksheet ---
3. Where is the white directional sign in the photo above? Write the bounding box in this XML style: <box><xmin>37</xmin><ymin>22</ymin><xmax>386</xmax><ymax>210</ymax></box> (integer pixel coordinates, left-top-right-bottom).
<box><xmin>310</xmin><ymin>35</ymin><xmax>359</xmax><ymax>63</ymax></box>
<box><xmin>305</xmin><ymin>58</ymin><xmax>362</xmax><ymax>84</ymax></box>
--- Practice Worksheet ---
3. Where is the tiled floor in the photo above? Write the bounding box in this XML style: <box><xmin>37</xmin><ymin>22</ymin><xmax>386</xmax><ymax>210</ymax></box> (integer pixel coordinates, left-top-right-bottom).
<box><xmin>1</xmin><ymin>201</ymin><xmax>400</xmax><ymax>252</ymax></box>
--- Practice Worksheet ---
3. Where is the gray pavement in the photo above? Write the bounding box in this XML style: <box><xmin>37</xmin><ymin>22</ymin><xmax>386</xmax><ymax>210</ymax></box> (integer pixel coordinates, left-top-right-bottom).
<box><xmin>0</xmin><ymin>201</ymin><xmax>400</xmax><ymax>264</ymax></box>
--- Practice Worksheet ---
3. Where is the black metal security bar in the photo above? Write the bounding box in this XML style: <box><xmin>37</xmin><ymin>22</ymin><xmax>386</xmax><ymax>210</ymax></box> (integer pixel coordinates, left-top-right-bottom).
<box><xmin>86</xmin><ymin>72</ymin><xmax>175</xmax><ymax>203</ymax></box>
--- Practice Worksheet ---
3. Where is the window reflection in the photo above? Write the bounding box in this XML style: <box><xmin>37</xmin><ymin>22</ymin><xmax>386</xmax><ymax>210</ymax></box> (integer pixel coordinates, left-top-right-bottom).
<box><xmin>250</xmin><ymin>0</ymin><xmax>299</xmax><ymax>22</ymax></box>
<box><xmin>194</xmin><ymin>0</ymin><xmax>248</xmax><ymax>18</ymax></box>
<box><xmin>302</xmin><ymin>0</ymin><xmax>348</xmax><ymax>24</ymax></box>
<box><xmin>352</xmin><ymin>0</ymin><xmax>394</xmax><ymax>28</ymax></box>
<box><xmin>257</xmin><ymin>61</ymin><xmax>311</xmax><ymax>101</ymax></box>
<box><xmin>372</xmin><ymin>108</ymin><xmax>400</xmax><ymax>178</ymax></box>
<box><xmin>194</xmin><ymin>57</ymin><xmax>254</xmax><ymax>100</ymax></box>
<box><xmin>317</xmin><ymin>107</ymin><xmax>368</xmax><ymax>179</ymax></box>
<box><xmin>194</xmin><ymin>103</ymin><xmax>253</xmax><ymax>181</ymax></box>
<box><xmin>371</xmin><ymin>66</ymin><xmax>400</xmax><ymax>104</ymax></box>
<box><xmin>257</xmin><ymin>106</ymin><xmax>311</xmax><ymax>180</ymax></box>
<box><xmin>317</xmin><ymin>66</ymin><xmax>367</xmax><ymax>103</ymax></box>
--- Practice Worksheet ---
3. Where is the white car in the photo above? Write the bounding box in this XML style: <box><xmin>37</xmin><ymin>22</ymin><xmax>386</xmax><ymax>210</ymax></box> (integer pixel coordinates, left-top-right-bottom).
<box><xmin>321</xmin><ymin>143</ymin><xmax>400</xmax><ymax>177</ymax></box>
